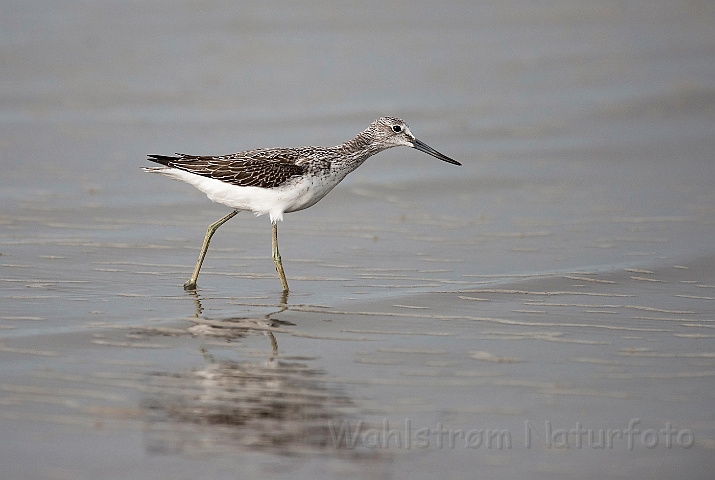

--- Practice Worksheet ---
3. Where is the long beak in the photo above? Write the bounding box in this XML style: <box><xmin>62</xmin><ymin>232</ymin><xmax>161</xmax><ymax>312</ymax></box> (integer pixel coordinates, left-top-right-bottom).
<box><xmin>412</xmin><ymin>138</ymin><xmax>461</xmax><ymax>166</ymax></box>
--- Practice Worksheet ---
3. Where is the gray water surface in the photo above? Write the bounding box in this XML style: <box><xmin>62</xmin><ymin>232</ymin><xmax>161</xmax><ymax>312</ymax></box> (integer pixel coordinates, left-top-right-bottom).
<box><xmin>1</xmin><ymin>1</ymin><xmax>714</xmax><ymax>478</ymax></box>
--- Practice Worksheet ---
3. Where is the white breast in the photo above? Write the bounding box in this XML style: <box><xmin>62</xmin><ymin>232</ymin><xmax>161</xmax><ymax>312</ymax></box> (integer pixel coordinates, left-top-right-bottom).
<box><xmin>147</xmin><ymin>167</ymin><xmax>343</xmax><ymax>223</ymax></box>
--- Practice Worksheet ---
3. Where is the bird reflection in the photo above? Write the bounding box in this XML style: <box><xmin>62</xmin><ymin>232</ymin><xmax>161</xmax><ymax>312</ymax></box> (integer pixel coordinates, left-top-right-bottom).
<box><xmin>142</xmin><ymin>290</ymin><xmax>360</xmax><ymax>456</ymax></box>
<box><xmin>185</xmin><ymin>290</ymin><xmax>291</xmax><ymax>351</ymax></box>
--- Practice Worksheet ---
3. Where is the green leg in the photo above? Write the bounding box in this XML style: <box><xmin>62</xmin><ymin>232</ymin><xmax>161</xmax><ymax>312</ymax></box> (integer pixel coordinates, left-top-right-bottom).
<box><xmin>183</xmin><ymin>210</ymin><xmax>239</xmax><ymax>290</ymax></box>
<box><xmin>272</xmin><ymin>221</ymin><xmax>289</xmax><ymax>292</ymax></box>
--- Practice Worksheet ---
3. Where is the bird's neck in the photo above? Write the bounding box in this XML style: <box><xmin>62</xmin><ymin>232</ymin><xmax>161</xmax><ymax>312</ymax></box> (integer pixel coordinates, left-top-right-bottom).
<box><xmin>341</xmin><ymin>127</ymin><xmax>375</xmax><ymax>153</ymax></box>
<box><xmin>335</xmin><ymin>128</ymin><xmax>392</xmax><ymax>171</ymax></box>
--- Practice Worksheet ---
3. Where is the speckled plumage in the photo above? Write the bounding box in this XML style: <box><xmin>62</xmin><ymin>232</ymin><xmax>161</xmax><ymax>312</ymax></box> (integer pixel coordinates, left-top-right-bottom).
<box><xmin>144</xmin><ymin>116</ymin><xmax>459</xmax><ymax>218</ymax></box>
<box><xmin>143</xmin><ymin>116</ymin><xmax>460</xmax><ymax>291</ymax></box>
<box><xmin>146</xmin><ymin>152</ymin><xmax>309</xmax><ymax>189</ymax></box>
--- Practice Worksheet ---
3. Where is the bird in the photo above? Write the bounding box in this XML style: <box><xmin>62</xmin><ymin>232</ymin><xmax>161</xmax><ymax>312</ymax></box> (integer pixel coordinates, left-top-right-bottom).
<box><xmin>143</xmin><ymin>116</ymin><xmax>461</xmax><ymax>292</ymax></box>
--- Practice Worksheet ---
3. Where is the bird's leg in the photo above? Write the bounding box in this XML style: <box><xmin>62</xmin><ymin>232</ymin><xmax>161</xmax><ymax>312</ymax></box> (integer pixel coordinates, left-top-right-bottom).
<box><xmin>271</xmin><ymin>221</ymin><xmax>289</xmax><ymax>292</ymax></box>
<box><xmin>183</xmin><ymin>210</ymin><xmax>239</xmax><ymax>290</ymax></box>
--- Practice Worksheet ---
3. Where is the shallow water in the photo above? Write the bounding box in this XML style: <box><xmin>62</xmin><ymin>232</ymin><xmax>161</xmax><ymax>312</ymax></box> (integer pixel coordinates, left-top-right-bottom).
<box><xmin>2</xmin><ymin>1</ymin><xmax>715</xmax><ymax>478</ymax></box>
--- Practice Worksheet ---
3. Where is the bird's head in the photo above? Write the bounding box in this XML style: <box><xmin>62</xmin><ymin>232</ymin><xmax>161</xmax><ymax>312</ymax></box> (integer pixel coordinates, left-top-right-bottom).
<box><xmin>371</xmin><ymin>116</ymin><xmax>461</xmax><ymax>166</ymax></box>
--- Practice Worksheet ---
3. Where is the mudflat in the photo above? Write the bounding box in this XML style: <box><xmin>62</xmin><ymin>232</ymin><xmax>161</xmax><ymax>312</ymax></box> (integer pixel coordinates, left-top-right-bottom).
<box><xmin>1</xmin><ymin>1</ymin><xmax>714</xmax><ymax>478</ymax></box>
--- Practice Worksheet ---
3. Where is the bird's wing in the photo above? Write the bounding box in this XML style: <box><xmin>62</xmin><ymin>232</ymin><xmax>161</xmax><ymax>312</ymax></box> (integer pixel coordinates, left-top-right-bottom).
<box><xmin>147</xmin><ymin>150</ymin><xmax>309</xmax><ymax>188</ymax></box>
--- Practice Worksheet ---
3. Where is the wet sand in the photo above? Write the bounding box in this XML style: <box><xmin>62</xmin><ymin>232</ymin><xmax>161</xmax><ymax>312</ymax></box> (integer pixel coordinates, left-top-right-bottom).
<box><xmin>2</xmin><ymin>1</ymin><xmax>715</xmax><ymax>479</ymax></box>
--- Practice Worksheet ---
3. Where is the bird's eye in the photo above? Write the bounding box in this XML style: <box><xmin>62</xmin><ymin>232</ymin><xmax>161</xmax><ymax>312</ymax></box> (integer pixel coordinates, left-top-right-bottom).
<box><xmin>392</xmin><ymin>125</ymin><xmax>402</xmax><ymax>133</ymax></box>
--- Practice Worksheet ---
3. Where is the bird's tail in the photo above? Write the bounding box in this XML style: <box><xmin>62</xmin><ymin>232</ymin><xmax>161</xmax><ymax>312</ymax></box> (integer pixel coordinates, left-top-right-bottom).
<box><xmin>146</xmin><ymin>154</ymin><xmax>180</xmax><ymax>166</ymax></box>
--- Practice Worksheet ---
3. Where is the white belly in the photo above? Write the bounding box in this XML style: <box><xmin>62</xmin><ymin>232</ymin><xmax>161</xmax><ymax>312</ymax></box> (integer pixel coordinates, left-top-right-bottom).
<box><xmin>148</xmin><ymin>167</ymin><xmax>341</xmax><ymax>223</ymax></box>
